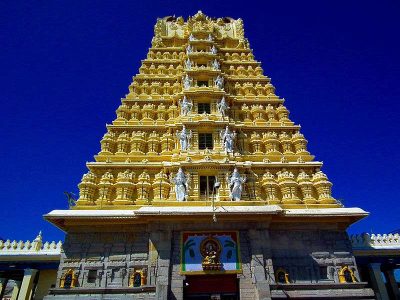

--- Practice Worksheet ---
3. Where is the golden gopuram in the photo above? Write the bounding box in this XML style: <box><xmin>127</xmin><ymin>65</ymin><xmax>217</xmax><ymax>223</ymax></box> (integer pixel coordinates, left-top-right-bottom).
<box><xmin>45</xmin><ymin>12</ymin><xmax>375</xmax><ymax>299</ymax></box>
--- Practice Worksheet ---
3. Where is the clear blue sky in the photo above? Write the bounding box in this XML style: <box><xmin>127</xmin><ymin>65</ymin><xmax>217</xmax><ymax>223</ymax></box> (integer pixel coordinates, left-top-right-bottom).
<box><xmin>1</xmin><ymin>1</ymin><xmax>399</xmax><ymax>242</ymax></box>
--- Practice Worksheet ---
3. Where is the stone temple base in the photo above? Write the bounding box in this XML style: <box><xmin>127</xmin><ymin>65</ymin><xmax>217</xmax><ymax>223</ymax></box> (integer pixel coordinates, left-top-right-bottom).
<box><xmin>44</xmin><ymin>218</ymin><xmax>375</xmax><ymax>300</ymax></box>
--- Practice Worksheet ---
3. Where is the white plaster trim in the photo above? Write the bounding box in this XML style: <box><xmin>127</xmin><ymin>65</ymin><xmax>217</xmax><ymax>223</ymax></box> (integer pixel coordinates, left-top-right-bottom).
<box><xmin>44</xmin><ymin>206</ymin><xmax>367</xmax><ymax>218</ymax></box>
<box><xmin>283</xmin><ymin>207</ymin><xmax>369</xmax><ymax>217</ymax></box>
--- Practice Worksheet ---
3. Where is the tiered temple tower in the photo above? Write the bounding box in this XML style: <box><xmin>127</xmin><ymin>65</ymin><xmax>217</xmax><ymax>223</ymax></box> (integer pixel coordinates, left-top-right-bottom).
<box><xmin>45</xmin><ymin>12</ymin><xmax>374</xmax><ymax>299</ymax></box>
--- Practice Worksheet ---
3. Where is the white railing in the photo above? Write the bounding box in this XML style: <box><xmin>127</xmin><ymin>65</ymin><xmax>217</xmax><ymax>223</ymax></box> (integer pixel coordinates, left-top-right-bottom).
<box><xmin>0</xmin><ymin>232</ymin><xmax>62</xmax><ymax>255</ymax></box>
<box><xmin>351</xmin><ymin>233</ymin><xmax>400</xmax><ymax>249</ymax></box>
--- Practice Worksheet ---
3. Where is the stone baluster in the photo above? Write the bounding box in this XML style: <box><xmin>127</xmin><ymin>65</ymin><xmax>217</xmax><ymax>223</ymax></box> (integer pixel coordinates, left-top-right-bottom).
<box><xmin>114</xmin><ymin>170</ymin><xmax>135</xmax><ymax>205</ymax></box>
<box><xmin>96</xmin><ymin>172</ymin><xmax>114</xmax><ymax>205</ymax></box>
<box><xmin>77</xmin><ymin>171</ymin><xmax>98</xmax><ymax>205</ymax></box>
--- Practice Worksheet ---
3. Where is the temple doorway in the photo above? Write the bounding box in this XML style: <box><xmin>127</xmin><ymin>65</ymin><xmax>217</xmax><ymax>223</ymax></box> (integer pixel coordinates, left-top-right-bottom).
<box><xmin>183</xmin><ymin>274</ymin><xmax>239</xmax><ymax>300</ymax></box>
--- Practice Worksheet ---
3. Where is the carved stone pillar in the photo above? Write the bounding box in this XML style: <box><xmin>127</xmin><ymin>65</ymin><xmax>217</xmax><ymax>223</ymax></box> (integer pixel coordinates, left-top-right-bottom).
<box><xmin>18</xmin><ymin>269</ymin><xmax>38</xmax><ymax>300</ymax></box>
<box><xmin>368</xmin><ymin>263</ymin><xmax>389</xmax><ymax>300</ymax></box>
<box><xmin>0</xmin><ymin>278</ymin><xmax>9</xmax><ymax>299</ymax></box>
<box><xmin>383</xmin><ymin>268</ymin><xmax>400</xmax><ymax>300</ymax></box>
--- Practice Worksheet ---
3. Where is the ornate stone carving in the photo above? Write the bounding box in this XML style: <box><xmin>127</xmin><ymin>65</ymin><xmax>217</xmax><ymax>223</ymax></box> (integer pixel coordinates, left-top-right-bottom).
<box><xmin>171</xmin><ymin>168</ymin><xmax>189</xmax><ymax>201</ymax></box>
<box><xmin>228</xmin><ymin>168</ymin><xmax>246</xmax><ymax>201</ymax></box>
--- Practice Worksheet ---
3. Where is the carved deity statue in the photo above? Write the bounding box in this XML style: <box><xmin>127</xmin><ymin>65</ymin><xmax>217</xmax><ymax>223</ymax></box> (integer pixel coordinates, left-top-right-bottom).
<box><xmin>186</xmin><ymin>44</ymin><xmax>193</xmax><ymax>55</ymax></box>
<box><xmin>211</xmin><ymin>59</ymin><xmax>220</xmax><ymax>70</ymax></box>
<box><xmin>172</xmin><ymin>168</ymin><xmax>189</xmax><ymax>201</ymax></box>
<box><xmin>176</xmin><ymin>125</ymin><xmax>192</xmax><ymax>151</ymax></box>
<box><xmin>217</xmin><ymin>97</ymin><xmax>230</xmax><ymax>118</ymax></box>
<box><xmin>228</xmin><ymin>168</ymin><xmax>246</xmax><ymax>201</ymax></box>
<box><xmin>220</xmin><ymin>126</ymin><xmax>236</xmax><ymax>153</ymax></box>
<box><xmin>189</xmin><ymin>34</ymin><xmax>196</xmax><ymax>41</ymax></box>
<box><xmin>179</xmin><ymin>96</ymin><xmax>193</xmax><ymax>116</ymax></box>
<box><xmin>185</xmin><ymin>58</ymin><xmax>192</xmax><ymax>70</ymax></box>
<box><xmin>183</xmin><ymin>74</ymin><xmax>193</xmax><ymax>90</ymax></box>
<box><xmin>210</xmin><ymin>45</ymin><xmax>217</xmax><ymax>54</ymax></box>
<box><xmin>214</xmin><ymin>75</ymin><xmax>224</xmax><ymax>89</ymax></box>
<box><xmin>208</xmin><ymin>34</ymin><xmax>213</xmax><ymax>41</ymax></box>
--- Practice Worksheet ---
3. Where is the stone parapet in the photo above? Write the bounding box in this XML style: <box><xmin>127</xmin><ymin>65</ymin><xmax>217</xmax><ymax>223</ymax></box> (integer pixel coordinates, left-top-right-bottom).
<box><xmin>351</xmin><ymin>233</ymin><xmax>400</xmax><ymax>249</ymax></box>
<box><xmin>0</xmin><ymin>232</ymin><xmax>62</xmax><ymax>258</ymax></box>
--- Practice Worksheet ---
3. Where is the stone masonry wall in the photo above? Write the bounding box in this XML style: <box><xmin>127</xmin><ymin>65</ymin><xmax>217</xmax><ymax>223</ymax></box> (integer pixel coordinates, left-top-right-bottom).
<box><xmin>47</xmin><ymin>222</ymin><xmax>370</xmax><ymax>299</ymax></box>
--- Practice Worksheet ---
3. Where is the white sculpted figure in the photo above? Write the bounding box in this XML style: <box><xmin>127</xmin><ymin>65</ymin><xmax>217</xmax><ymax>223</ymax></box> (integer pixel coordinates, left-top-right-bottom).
<box><xmin>208</xmin><ymin>34</ymin><xmax>213</xmax><ymax>41</ymax></box>
<box><xmin>186</xmin><ymin>44</ymin><xmax>193</xmax><ymax>55</ymax></box>
<box><xmin>220</xmin><ymin>126</ymin><xmax>236</xmax><ymax>153</ymax></box>
<box><xmin>185</xmin><ymin>58</ymin><xmax>192</xmax><ymax>70</ymax></box>
<box><xmin>183</xmin><ymin>74</ymin><xmax>193</xmax><ymax>90</ymax></box>
<box><xmin>177</xmin><ymin>125</ymin><xmax>192</xmax><ymax>151</ymax></box>
<box><xmin>179</xmin><ymin>96</ymin><xmax>193</xmax><ymax>116</ymax></box>
<box><xmin>214</xmin><ymin>75</ymin><xmax>224</xmax><ymax>89</ymax></box>
<box><xmin>228</xmin><ymin>168</ymin><xmax>246</xmax><ymax>201</ymax></box>
<box><xmin>211</xmin><ymin>59</ymin><xmax>220</xmax><ymax>70</ymax></box>
<box><xmin>210</xmin><ymin>45</ymin><xmax>217</xmax><ymax>54</ymax></box>
<box><xmin>189</xmin><ymin>34</ymin><xmax>195</xmax><ymax>41</ymax></box>
<box><xmin>172</xmin><ymin>168</ymin><xmax>189</xmax><ymax>201</ymax></box>
<box><xmin>217</xmin><ymin>97</ymin><xmax>230</xmax><ymax>118</ymax></box>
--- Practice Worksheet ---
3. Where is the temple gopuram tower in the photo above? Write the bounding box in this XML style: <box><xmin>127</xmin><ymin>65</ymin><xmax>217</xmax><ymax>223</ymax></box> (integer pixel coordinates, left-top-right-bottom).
<box><xmin>45</xmin><ymin>12</ymin><xmax>374</xmax><ymax>300</ymax></box>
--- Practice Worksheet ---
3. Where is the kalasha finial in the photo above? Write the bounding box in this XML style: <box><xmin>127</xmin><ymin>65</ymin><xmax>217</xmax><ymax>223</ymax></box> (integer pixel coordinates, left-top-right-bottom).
<box><xmin>34</xmin><ymin>231</ymin><xmax>42</xmax><ymax>242</ymax></box>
